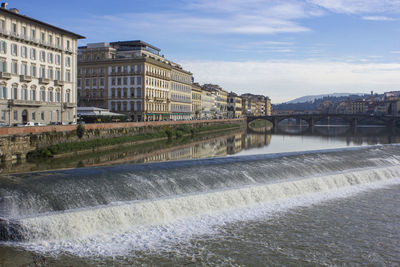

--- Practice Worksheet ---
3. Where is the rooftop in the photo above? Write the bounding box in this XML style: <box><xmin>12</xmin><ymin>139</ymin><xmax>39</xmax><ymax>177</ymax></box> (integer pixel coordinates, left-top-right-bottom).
<box><xmin>0</xmin><ymin>4</ymin><xmax>85</xmax><ymax>39</ymax></box>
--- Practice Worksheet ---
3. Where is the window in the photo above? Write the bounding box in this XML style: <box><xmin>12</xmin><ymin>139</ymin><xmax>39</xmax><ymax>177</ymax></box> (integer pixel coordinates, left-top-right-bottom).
<box><xmin>55</xmin><ymin>54</ymin><xmax>61</xmax><ymax>65</ymax></box>
<box><xmin>21</xmin><ymin>26</ymin><xmax>26</xmax><ymax>38</ymax></box>
<box><xmin>56</xmin><ymin>37</ymin><xmax>60</xmax><ymax>47</ymax></box>
<box><xmin>92</xmin><ymin>78</ymin><xmax>97</xmax><ymax>86</ymax></box>
<box><xmin>85</xmin><ymin>79</ymin><xmax>90</xmax><ymax>87</ymax></box>
<box><xmin>21</xmin><ymin>62</ymin><xmax>27</xmax><ymax>75</ymax></box>
<box><xmin>40</xmin><ymin>51</ymin><xmax>45</xmax><ymax>62</ymax></box>
<box><xmin>0</xmin><ymin>41</ymin><xmax>6</xmax><ymax>54</ymax></box>
<box><xmin>40</xmin><ymin>66</ymin><xmax>45</xmax><ymax>78</ymax></box>
<box><xmin>100</xmin><ymin>78</ymin><xmax>104</xmax><ymax>86</ymax></box>
<box><xmin>11</xmin><ymin>43</ymin><xmax>17</xmax><ymax>56</ymax></box>
<box><xmin>117</xmin><ymin>78</ymin><xmax>121</xmax><ymax>85</ymax></box>
<box><xmin>31</xmin><ymin>29</ymin><xmax>35</xmax><ymax>40</ymax></box>
<box><xmin>1</xmin><ymin>110</ymin><xmax>5</xmax><ymax>121</ymax></box>
<box><xmin>47</xmin><ymin>53</ymin><xmax>53</xmax><ymax>64</ymax></box>
<box><xmin>77</xmin><ymin>79</ymin><xmax>81</xmax><ymax>87</ymax></box>
<box><xmin>137</xmin><ymin>76</ymin><xmax>142</xmax><ymax>85</ymax></box>
<box><xmin>65</xmin><ymin>56</ymin><xmax>71</xmax><ymax>67</ymax></box>
<box><xmin>48</xmin><ymin>34</ymin><xmax>52</xmax><ymax>45</ymax></box>
<box><xmin>0</xmin><ymin>58</ymin><xmax>6</xmax><ymax>72</ymax></box>
<box><xmin>41</xmin><ymin>32</ymin><xmax>45</xmax><ymax>41</ymax></box>
<box><xmin>31</xmin><ymin>88</ymin><xmax>36</xmax><ymax>101</ymax></box>
<box><xmin>111</xmin><ymin>78</ymin><xmax>116</xmax><ymax>85</ymax></box>
<box><xmin>30</xmin><ymin>48</ymin><xmax>36</xmax><ymax>60</ymax></box>
<box><xmin>11</xmin><ymin>23</ymin><xmax>16</xmax><ymax>33</ymax></box>
<box><xmin>48</xmin><ymin>91</ymin><xmax>53</xmax><ymax>102</ymax></box>
<box><xmin>21</xmin><ymin>46</ymin><xmax>27</xmax><ymax>58</ymax></box>
<box><xmin>55</xmin><ymin>69</ymin><xmax>61</xmax><ymax>80</ymax></box>
<box><xmin>123</xmin><ymin>77</ymin><xmax>128</xmax><ymax>85</ymax></box>
<box><xmin>31</xmin><ymin>112</ymin><xmax>35</xmax><ymax>121</ymax></box>
<box><xmin>66</xmin><ymin>40</ymin><xmax>70</xmax><ymax>49</ymax></box>
<box><xmin>11</xmin><ymin>61</ymin><xmax>17</xmax><ymax>74</ymax></box>
<box><xmin>41</xmin><ymin>112</ymin><xmax>44</xmax><ymax>120</ymax></box>
<box><xmin>137</xmin><ymin>88</ymin><xmax>142</xmax><ymax>97</ymax></box>
<box><xmin>56</xmin><ymin>110</ymin><xmax>60</xmax><ymax>121</ymax></box>
<box><xmin>0</xmin><ymin>86</ymin><xmax>6</xmax><ymax>99</ymax></box>
<box><xmin>22</xmin><ymin>88</ymin><xmax>27</xmax><ymax>100</ymax></box>
<box><xmin>48</xmin><ymin>68</ymin><xmax>53</xmax><ymax>79</ymax></box>
<box><xmin>56</xmin><ymin>91</ymin><xmax>61</xmax><ymax>102</ymax></box>
<box><xmin>65</xmin><ymin>91</ymin><xmax>71</xmax><ymax>103</ymax></box>
<box><xmin>49</xmin><ymin>111</ymin><xmax>52</xmax><ymax>121</ymax></box>
<box><xmin>12</xmin><ymin>86</ymin><xmax>17</xmax><ymax>99</ymax></box>
<box><xmin>0</xmin><ymin>20</ymin><xmax>4</xmax><ymax>31</ymax></box>
<box><xmin>13</xmin><ymin>110</ymin><xmax>17</xmax><ymax>121</ymax></box>
<box><xmin>40</xmin><ymin>90</ymin><xmax>46</xmax><ymax>101</ymax></box>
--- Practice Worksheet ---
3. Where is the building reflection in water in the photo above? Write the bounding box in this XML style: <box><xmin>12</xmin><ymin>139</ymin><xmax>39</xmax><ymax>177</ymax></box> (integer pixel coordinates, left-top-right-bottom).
<box><xmin>2</xmin><ymin>124</ymin><xmax>400</xmax><ymax>174</ymax></box>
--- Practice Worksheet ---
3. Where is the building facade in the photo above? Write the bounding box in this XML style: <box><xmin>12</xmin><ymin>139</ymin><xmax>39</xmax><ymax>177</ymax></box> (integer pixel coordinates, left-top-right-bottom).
<box><xmin>227</xmin><ymin>92</ymin><xmax>242</xmax><ymax>118</ymax></box>
<box><xmin>78</xmin><ymin>41</ymin><xmax>193</xmax><ymax>121</ymax></box>
<box><xmin>191</xmin><ymin>82</ymin><xmax>202</xmax><ymax>119</ymax></box>
<box><xmin>201</xmin><ymin>88</ymin><xmax>216</xmax><ymax>119</ymax></box>
<box><xmin>170</xmin><ymin>66</ymin><xmax>192</xmax><ymax>120</ymax></box>
<box><xmin>0</xmin><ymin>4</ymin><xmax>84</xmax><ymax>125</ymax></box>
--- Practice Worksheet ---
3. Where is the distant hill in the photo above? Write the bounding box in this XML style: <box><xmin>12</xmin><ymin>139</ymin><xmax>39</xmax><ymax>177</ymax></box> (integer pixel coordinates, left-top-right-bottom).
<box><xmin>273</xmin><ymin>93</ymin><xmax>371</xmax><ymax>111</ymax></box>
<box><xmin>287</xmin><ymin>93</ymin><xmax>363</xmax><ymax>104</ymax></box>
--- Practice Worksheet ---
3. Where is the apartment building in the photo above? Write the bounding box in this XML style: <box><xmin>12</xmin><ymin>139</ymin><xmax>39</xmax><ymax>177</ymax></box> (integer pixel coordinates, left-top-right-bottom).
<box><xmin>191</xmin><ymin>82</ymin><xmax>202</xmax><ymax>119</ymax></box>
<box><xmin>0</xmin><ymin>4</ymin><xmax>84</xmax><ymax>125</ymax></box>
<box><xmin>201</xmin><ymin>88</ymin><xmax>216</xmax><ymax>119</ymax></box>
<box><xmin>170</xmin><ymin>65</ymin><xmax>192</xmax><ymax>121</ymax></box>
<box><xmin>227</xmin><ymin>92</ymin><xmax>242</xmax><ymax>118</ymax></box>
<box><xmin>78</xmin><ymin>40</ymin><xmax>192</xmax><ymax>122</ymax></box>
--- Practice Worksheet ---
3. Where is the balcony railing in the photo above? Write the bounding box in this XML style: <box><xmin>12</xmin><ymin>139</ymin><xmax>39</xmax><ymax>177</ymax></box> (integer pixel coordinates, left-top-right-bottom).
<box><xmin>9</xmin><ymin>99</ymin><xmax>44</xmax><ymax>107</ymax></box>
<box><xmin>20</xmin><ymin>75</ymin><xmax>33</xmax><ymax>82</ymax></box>
<box><xmin>0</xmin><ymin>72</ymin><xmax>12</xmax><ymax>80</ymax></box>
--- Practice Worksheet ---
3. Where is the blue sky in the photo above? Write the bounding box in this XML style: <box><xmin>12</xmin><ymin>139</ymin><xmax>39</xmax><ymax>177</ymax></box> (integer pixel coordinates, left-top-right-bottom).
<box><xmin>11</xmin><ymin>0</ymin><xmax>400</xmax><ymax>103</ymax></box>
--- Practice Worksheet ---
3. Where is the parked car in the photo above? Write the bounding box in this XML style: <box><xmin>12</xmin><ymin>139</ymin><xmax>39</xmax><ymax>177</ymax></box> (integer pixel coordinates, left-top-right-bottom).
<box><xmin>34</xmin><ymin>122</ymin><xmax>46</xmax><ymax>126</ymax></box>
<box><xmin>24</xmin><ymin>121</ymin><xmax>35</xmax><ymax>127</ymax></box>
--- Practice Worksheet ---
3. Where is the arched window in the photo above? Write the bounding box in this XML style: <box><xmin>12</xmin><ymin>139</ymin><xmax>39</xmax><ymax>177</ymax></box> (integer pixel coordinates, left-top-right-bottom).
<box><xmin>65</xmin><ymin>90</ymin><xmax>71</xmax><ymax>103</ymax></box>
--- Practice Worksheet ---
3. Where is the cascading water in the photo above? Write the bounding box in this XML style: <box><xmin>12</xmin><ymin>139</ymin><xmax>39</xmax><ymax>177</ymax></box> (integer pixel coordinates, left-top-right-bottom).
<box><xmin>1</xmin><ymin>145</ymin><xmax>400</xmax><ymax>256</ymax></box>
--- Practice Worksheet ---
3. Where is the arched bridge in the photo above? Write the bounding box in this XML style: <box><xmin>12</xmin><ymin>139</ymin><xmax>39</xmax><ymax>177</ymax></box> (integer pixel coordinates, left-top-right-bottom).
<box><xmin>247</xmin><ymin>114</ymin><xmax>400</xmax><ymax>128</ymax></box>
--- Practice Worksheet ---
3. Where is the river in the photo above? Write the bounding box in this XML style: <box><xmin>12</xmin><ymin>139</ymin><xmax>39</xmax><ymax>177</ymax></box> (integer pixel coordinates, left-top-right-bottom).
<box><xmin>0</xmin><ymin>125</ymin><xmax>400</xmax><ymax>266</ymax></box>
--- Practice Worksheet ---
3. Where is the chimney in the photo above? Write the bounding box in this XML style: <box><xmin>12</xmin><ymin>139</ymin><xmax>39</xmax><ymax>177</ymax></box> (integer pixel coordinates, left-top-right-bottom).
<box><xmin>9</xmin><ymin>8</ymin><xmax>18</xmax><ymax>14</ymax></box>
<box><xmin>1</xmin><ymin>2</ymin><xmax>8</xmax><ymax>9</ymax></box>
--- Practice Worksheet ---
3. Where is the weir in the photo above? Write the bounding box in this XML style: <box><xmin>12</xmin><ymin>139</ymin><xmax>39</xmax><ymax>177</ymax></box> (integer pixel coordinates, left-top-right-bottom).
<box><xmin>0</xmin><ymin>145</ymin><xmax>400</xmax><ymax>242</ymax></box>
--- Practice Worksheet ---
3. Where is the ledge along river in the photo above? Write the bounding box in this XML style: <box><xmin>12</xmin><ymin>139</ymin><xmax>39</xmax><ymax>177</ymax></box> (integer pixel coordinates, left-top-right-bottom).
<box><xmin>0</xmin><ymin>124</ymin><xmax>400</xmax><ymax>266</ymax></box>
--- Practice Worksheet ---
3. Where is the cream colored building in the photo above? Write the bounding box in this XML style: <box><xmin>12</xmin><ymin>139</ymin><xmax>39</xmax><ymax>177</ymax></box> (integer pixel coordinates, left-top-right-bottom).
<box><xmin>171</xmin><ymin>65</ymin><xmax>192</xmax><ymax>121</ymax></box>
<box><xmin>201</xmin><ymin>88</ymin><xmax>216</xmax><ymax>119</ymax></box>
<box><xmin>0</xmin><ymin>4</ymin><xmax>84</xmax><ymax>125</ymax></box>
<box><xmin>227</xmin><ymin>92</ymin><xmax>242</xmax><ymax>118</ymax></box>
<box><xmin>78</xmin><ymin>41</ymin><xmax>194</xmax><ymax>121</ymax></box>
<box><xmin>191</xmin><ymin>82</ymin><xmax>202</xmax><ymax>119</ymax></box>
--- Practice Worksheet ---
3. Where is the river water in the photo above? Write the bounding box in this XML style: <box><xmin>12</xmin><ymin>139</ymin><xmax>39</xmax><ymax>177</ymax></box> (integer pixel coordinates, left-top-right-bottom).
<box><xmin>0</xmin><ymin>125</ymin><xmax>400</xmax><ymax>266</ymax></box>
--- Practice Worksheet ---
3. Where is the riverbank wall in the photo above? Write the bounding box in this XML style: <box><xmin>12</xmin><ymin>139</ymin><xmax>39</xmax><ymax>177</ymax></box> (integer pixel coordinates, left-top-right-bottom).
<box><xmin>0</xmin><ymin>119</ymin><xmax>246</xmax><ymax>161</ymax></box>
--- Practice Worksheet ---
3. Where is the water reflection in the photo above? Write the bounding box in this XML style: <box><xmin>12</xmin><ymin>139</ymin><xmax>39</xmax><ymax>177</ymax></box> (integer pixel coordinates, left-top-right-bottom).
<box><xmin>1</xmin><ymin>125</ymin><xmax>400</xmax><ymax>174</ymax></box>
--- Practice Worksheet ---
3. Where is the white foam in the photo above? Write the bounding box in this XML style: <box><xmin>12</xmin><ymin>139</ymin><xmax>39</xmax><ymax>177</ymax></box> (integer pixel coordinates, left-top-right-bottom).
<box><xmin>9</xmin><ymin>166</ymin><xmax>400</xmax><ymax>258</ymax></box>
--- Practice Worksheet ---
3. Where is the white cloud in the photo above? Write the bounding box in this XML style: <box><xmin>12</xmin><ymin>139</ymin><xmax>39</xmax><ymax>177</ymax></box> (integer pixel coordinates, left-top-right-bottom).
<box><xmin>362</xmin><ymin>16</ymin><xmax>397</xmax><ymax>21</ymax></box>
<box><xmin>308</xmin><ymin>0</ymin><xmax>400</xmax><ymax>14</ymax></box>
<box><xmin>183</xmin><ymin>60</ymin><xmax>400</xmax><ymax>103</ymax></box>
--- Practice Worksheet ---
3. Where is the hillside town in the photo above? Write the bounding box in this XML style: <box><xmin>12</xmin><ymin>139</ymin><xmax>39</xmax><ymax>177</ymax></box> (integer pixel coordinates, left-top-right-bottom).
<box><xmin>0</xmin><ymin>4</ymin><xmax>271</xmax><ymax>126</ymax></box>
<box><xmin>273</xmin><ymin>91</ymin><xmax>400</xmax><ymax>117</ymax></box>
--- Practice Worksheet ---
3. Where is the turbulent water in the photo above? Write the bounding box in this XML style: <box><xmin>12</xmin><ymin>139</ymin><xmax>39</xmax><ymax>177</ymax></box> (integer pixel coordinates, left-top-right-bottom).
<box><xmin>0</xmin><ymin>144</ymin><xmax>400</xmax><ymax>265</ymax></box>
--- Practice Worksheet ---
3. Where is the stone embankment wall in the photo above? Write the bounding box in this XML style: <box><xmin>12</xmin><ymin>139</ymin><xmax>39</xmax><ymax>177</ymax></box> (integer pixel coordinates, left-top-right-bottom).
<box><xmin>0</xmin><ymin>119</ymin><xmax>246</xmax><ymax>161</ymax></box>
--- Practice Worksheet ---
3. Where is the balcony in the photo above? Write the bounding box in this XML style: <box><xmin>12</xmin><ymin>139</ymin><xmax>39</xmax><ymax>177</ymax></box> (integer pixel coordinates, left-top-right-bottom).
<box><xmin>63</xmin><ymin>102</ymin><xmax>75</xmax><ymax>109</ymax></box>
<box><xmin>20</xmin><ymin>75</ymin><xmax>33</xmax><ymax>83</ymax></box>
<box><xmin>54</xmin><ymin>80</ymin><xmax>65</xmax><ymax>86</ymax></box>
<box><xmin>39</xmin><ymin>78</ymin><xmax>50</xmax><ymax>84</ymax></box>
<box><xmin>9</xmin><ymin>99</ymin><xmax>44</xmax><ymax>107</ymax></box>
<box><xmin>0</xmin><ymin>72</ymin><xmax>12</xmax><ymax>80</ymax></box>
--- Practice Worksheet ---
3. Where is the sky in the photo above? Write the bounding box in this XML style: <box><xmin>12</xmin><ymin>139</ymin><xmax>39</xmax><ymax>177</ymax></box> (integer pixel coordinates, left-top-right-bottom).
<box><xmin>10</xmin><ymin>0</ymin><xmax>400</xmax><ymax>103</ymax></box>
